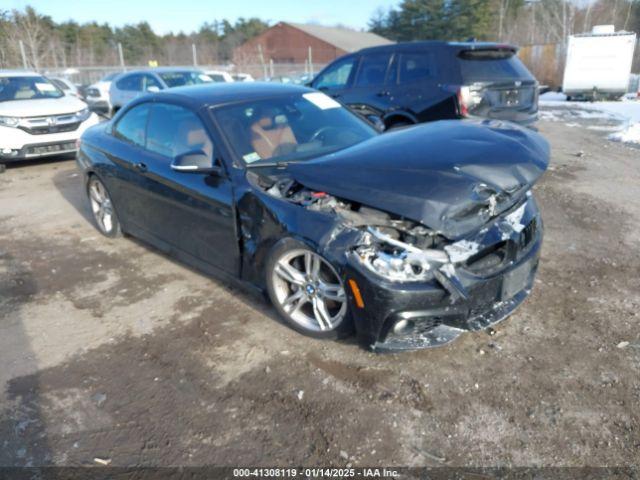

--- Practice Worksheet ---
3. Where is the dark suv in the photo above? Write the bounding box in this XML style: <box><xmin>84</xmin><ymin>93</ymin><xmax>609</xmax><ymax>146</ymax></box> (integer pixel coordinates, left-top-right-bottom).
<box><xmin>310</xmin><ymin>41</ymin><xmax>539</xmax><ymax>129</ymax></box>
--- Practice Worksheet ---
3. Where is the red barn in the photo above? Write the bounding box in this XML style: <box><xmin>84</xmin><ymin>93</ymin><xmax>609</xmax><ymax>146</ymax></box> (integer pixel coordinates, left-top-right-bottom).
<box><xmin>233</xmin><ymin>22</ymin><xmax>392</xmax><ymax>67</ymax></box>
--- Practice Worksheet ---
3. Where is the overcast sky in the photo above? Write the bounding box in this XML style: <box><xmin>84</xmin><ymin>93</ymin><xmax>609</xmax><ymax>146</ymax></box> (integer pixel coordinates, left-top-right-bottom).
<box><xmin>5</xmin><ymin>0</ymin><xmax>401</xmax><ymax>33</ymax></box>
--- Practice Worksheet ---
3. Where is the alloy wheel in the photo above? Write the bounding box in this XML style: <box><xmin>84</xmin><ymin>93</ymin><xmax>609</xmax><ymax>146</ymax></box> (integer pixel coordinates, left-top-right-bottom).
<box><xmin>271</xmin><ymin>249</ymin><xmax>347</xmax><ymax>332</ymax></box>
<box><xmin>88</xmin><ymin>178</ymin><xmax>116</xmax><ymax>235</ymax></box>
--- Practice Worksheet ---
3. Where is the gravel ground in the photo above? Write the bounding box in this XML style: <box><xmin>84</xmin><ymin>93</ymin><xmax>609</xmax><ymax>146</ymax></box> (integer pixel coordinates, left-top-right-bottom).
<box><xmin>0</xmin><ymin>116</ymin><xmax>639</xmax><ymax>468</ymax></box>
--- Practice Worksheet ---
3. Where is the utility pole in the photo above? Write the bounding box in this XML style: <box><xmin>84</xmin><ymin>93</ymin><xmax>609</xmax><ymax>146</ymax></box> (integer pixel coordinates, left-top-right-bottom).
<box><xmin>308</xmin><ymin>46</ymin><xmax>313</xmax><ymax>76</ymax></box>
<box><xmin>192</xmin><ymin>43</ymin><xmax>198</xmax><ymax>67</ymax></box>
<box><xmin>19</xmin><ymin>40</ymin><xmax>28</xmax><ymax>69</ymax></box>
<box><xmin>117</xmin><ymin>42</ymin><xmax>125</xmax><ymax>71</ymax></box>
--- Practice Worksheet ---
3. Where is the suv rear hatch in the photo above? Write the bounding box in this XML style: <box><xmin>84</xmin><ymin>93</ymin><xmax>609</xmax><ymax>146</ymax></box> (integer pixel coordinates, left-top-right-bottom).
<box><xmin>456</xmin><ymin>47</ymin><xmax>538</xmax><ymax>125</ymax></box>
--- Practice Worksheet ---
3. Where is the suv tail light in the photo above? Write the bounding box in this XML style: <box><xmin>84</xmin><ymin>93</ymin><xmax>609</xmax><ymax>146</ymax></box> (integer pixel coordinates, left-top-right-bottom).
<box><xmin>458</xmin><ymin>85</ymin><xmax>483</xmax><ymax>117</ymax></box>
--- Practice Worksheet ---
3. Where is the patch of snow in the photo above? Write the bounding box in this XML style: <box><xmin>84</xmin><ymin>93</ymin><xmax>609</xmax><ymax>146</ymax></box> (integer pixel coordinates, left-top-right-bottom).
<box><xmin>587</xmin><ymin>125</ymin><xmax>620</xmax><ymax>132</ymax></box>
<box><xmin>540</xmin><ymin>97</ymin><xmax>640</xmax><ymax>144</ymax></box>
<box><xmin>608</xmin><ymin>122</ymin><xmax>640</xmax><ymax>144</ymax></box>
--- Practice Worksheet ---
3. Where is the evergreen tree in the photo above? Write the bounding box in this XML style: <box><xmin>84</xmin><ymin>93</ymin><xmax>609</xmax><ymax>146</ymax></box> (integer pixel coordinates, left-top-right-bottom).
<box><xmin>369</xmin><ymin>0</ymin><xmax>498</xmax><ymax>42</ymax></box>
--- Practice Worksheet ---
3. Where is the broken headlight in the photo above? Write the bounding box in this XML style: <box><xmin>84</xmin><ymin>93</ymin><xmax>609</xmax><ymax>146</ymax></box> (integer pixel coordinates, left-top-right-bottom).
<box><xmin>353</xmin><ymin>227</ymin><xmax>449</xmax><ymax>282</ymax></box>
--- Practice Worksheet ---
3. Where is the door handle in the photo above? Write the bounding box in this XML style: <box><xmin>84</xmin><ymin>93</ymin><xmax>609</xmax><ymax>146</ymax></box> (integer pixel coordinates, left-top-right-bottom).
<box><xmin>134</xmin><ymin>162</ymin><xmax>147</xmax><ymax>173</ymax></box>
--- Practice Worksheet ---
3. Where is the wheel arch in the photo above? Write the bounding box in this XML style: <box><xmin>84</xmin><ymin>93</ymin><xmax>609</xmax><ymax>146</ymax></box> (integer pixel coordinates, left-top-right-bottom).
<box><xmin>382</xmin><ymin>111</ymin><xmax>418</xmax><ymax>128</ymax></box>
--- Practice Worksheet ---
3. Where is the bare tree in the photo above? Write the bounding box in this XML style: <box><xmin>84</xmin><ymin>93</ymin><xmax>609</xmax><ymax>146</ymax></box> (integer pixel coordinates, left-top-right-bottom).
<box><xmin>6</xmin><ymin>7</ymin><xmax>55</xmax><ymax>69</ymax></box>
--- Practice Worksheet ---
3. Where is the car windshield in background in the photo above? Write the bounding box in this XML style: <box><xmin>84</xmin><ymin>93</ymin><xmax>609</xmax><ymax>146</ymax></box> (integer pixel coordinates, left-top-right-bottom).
<box><xmin>0</xmin><ymin>76</ymin><xmax>64</xmax><ymax>102</ymax></box>
<box><xmin>159</xmin><ymin>71</ymin><xmax>212</xmax><ymax>88</ymax></box>
<box><xmin>214</xmin><ymin>92</ymin><xmax>378</xmax><ymax>166</ymax></box>
<box><xmin>458</xmin><ymin>49</ymin><xmax>534</xmax><ymax>82</ymax></box>
<box><xmin>102</xmin><ymin>72</ymin><xmax>118</xmax><ymax>81</ymax></box>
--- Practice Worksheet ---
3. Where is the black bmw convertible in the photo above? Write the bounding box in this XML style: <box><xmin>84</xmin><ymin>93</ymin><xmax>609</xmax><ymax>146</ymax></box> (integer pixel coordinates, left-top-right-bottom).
<box><xmin>76</xmin><ymin>83</ymin><xmax>549</xmax><ymax>351</ymax></box>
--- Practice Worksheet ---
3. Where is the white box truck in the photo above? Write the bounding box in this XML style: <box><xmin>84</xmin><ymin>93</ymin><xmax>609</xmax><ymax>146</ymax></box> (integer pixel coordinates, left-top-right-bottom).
<box><xmin>562</xmin><ymin>25</ymin><xmax>636</xmax><ymax>100</ymax></box>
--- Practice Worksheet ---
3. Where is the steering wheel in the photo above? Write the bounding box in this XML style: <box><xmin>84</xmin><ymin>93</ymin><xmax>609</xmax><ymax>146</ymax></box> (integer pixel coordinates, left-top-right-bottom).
<box><xmin>309</xmin><ymin>126</ymin><xmax>341</xmax><ymax>143</ymax></box>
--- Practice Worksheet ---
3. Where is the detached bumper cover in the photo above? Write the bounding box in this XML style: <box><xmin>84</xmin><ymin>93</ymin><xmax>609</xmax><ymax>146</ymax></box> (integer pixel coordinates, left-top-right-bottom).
<box><xmin>345</xmin><ymin>197</ymin><xmax>543</xmax><ymax>352</ymax></box>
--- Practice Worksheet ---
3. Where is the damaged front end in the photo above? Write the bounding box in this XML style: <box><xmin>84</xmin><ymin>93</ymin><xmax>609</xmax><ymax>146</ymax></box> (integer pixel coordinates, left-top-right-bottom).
<box><xmin>346</xmin><ymin>193</ymin><xmax>541</xmax><ymax>351</ymax></box>
<box><xmin>252</xmin><ymin>172</ymin><xmax>543</xmax><ymax>352</ymax></box>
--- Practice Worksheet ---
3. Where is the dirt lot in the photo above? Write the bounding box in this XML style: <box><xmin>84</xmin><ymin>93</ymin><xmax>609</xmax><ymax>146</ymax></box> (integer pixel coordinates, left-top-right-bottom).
<box><xmin>1</xmin><ymin>115</ymin><xmax>639</xmax><ymax>468</ymax></box>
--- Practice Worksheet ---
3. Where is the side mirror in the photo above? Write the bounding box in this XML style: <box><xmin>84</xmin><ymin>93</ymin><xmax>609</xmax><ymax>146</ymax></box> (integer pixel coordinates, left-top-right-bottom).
<box><xmin>171</xmin><ymin>150</ymin><xmax>223</xmax><ymax>175</ymax></box>
<box><xmin>147</xmin><ymin>85</ymin><xmax>160</xmax><ymax>93</ymax></box>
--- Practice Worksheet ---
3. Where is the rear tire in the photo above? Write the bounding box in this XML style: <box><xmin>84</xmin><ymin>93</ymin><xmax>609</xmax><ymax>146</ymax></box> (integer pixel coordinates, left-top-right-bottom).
<box><xmin>265</xmin><ymin>238</ymin><xmax>353</xmax><ymax>339</ymax></box>
<box><xmin>87</xmin><ymin>175</ymin><xmax>122</xmax><ymax>238</ymax></box>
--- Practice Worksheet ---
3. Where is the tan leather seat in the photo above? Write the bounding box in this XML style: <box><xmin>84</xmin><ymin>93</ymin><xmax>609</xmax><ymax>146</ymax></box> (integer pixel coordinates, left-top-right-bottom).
<box><xmin>250</xmin><ymin>115</ymin><xmax>297</xmax><ymax>159</ymax></box>
<box><xmin>177</xmin><ymin>120</ymin><xmax>213</xmax><ymax>158</ymax></box>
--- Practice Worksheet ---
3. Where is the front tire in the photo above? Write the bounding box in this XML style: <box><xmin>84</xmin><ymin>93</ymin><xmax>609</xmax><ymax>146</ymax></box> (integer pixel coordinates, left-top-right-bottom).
<box><xmin>265</xmin><ymin>239</ymin><xmax>352</xmax><ymax>339</ymax></box>
<box><xmin>87</xmin><ymin>175</ymin><xmax>122</xmax><ymax>238</ymax></box>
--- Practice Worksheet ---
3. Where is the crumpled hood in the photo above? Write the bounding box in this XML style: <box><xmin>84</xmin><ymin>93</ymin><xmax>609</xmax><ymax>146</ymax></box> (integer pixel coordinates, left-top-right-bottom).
<box><xmin>0</xmin><ymin>95</ymin><xmax>87</xmax><ymax>117</ymax></box>
<box><xmin>287</xmin><ymin>120</ymin><xmax>549</xmax><ymax>239</ymax></box>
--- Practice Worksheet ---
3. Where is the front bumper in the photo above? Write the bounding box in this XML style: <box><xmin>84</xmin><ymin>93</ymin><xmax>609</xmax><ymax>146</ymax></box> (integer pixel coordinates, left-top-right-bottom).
<box><xmin>0</xmin><ymin>114</ymin><xmax>99</xmax><ymax>162</ymax></box>
<box><xmin>85</xmin><ymin>97</ymin><xmax>111</xmax><ymax>115</ymax></box>
<box><xmin>344</xmin><ymin>197</ymin><xmax>543</xmax><ymax>352</ymax></box>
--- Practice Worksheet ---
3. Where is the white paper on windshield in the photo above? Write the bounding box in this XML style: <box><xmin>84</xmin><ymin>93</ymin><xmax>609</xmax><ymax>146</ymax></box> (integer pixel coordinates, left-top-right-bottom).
<box><xmin>303</xmin><ymin>92</ymin><xmax>341</xmax><ymax>110</ymax></box>
<box><xmin>35</xmin><ymin>82</ymin><xmax>56</xmax><ymax>92</ymax></box>
<box><xmin>243</xmin><ymin>152</ymin><xmax>261</xmax><ymax>163</ymax></box>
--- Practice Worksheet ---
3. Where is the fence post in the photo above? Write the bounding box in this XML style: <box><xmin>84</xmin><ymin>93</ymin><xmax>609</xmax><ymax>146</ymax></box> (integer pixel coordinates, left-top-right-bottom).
<box><xmin>19</xmin><ymin>40</ymin><xmax>28</xmax><ymax>69</ymax></box>
<box><xmin>117</xmin><ymin>42</ymin><xmax>125</xmax><ymax>71</ymax></box>
<box><xmin>308</xmin><ymin>46</ymin><xmax>313</xmax><ymax>76</ymax></box>
<box><xmin>192</xmin><ymin>43</ymin><xmax>198</xmax><ymax>67</ymax></box>
<box><xmin>257</xmin><ymin>44</ymin><xmax>268</xmax><ymax>79</ymax></box>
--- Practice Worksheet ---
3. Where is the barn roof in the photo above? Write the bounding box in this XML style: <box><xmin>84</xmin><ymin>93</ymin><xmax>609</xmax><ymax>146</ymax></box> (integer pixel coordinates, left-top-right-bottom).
<box><xmin>284</xmin><ymin>22</ymin><xmax>393</xmax><ymax>52</ymax></box>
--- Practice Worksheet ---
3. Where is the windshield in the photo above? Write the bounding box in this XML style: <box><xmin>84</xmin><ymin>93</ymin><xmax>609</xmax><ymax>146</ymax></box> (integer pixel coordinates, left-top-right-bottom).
<box><xmin>213</xmin><ymin>92</ymin><xmax>377</xmax><ymax>166</ymax></box>
<box><xmin>159</xmin><ymin>71</ymin><xmax>212</xmax><ymax>88</ymax></box>
<box><xmin>0</xmin><ymin>76</ymin><xmax>64</xmax><ymax>102</ymax></box>
<box><xmin>458</xmin><ymin>49</ymin><xmax>534</xmax><ymax>82</ymax></box>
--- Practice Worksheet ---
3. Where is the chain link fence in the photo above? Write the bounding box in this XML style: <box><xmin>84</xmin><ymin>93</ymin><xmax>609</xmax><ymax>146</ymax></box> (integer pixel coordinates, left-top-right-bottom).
<box><xmin>36</xmin><ymin>63</ymin><xmax>326</xmax><ymax>86</ymax></box>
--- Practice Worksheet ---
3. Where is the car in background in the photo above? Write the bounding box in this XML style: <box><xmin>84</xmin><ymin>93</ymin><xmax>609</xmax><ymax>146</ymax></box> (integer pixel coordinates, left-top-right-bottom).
<box><xmin>49</xmin><ymin>77</ymin><xmax>83</xmax><ymax>99</ymax></box>
<box><xmin>85</xmin><ymin>72</ymin><xmax>119</xmax><ymax>116</ymax></box>
<box><xmin>291</xmin><ymin>73</ymin><xmax>313</xmax><ymax>85</ymax></box>
<box><xmin>205</xmin><ymin>70</ymin><xmax>234</xmax><ymax>83</ymax></box>
<box><xmin>233</xmin><ymin>73</ymin><xmax>255</xmax><ymax>82</ymax></box>
<box><xmin>77</xmin><ymin>83</ymin><xmax>548</xmax><ymax>351</ymax></box>
<box><xmin>109</xmin><ymin>68</ymin><xmax>213</xmax><ymax>113</ymax></box>
<box><xmin>0</xmin><ymin>70</ymin><xmax>99</xmax><ymax>163</ymax></box>
<box><xmin>310</xmin><ymin>41</ymin><xmax>539</xmax><ymax>129</ymax></box>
